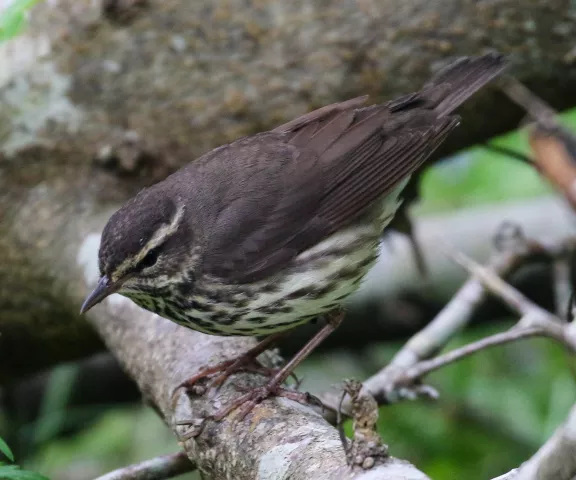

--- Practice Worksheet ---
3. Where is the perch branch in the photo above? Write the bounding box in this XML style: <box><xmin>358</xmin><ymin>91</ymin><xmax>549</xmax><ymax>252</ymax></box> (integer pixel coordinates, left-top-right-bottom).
<box><xmin>83</xmin><ymin>269</ymin><xmax>429</xmax><ymax>479</ymax></box>
<box><xmin>3</xmin><ymin>1</ymin><xmax>576</xmax><ymax>477</ymax></box>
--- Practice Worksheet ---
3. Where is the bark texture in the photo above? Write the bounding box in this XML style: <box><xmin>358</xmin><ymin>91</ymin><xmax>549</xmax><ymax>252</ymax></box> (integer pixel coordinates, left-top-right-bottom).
<box><xmin>2</xmin><ymin>1</ymin><xmax>576</xmax><ymax>476</ymax></box>
<box><xmin>2</xmin><ymin>0</ymin><xmax>576</xmax><ymax>381</ymax></box>
<box><xmin>81</xmin><ymin>229</ymin><xmax>430</xmax><ymax>479</ymax></box>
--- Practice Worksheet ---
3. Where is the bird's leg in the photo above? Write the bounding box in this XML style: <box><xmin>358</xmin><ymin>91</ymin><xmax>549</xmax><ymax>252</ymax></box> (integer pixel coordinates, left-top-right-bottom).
<box><xmin>212</xmin><ymin>310</ymin><xmax>345</xmax><ymax>421</ymax></box>
<box><xmin>179</xmin><ymin>332</ymin><xmax>288</xmax><ymax>394</ymax></box>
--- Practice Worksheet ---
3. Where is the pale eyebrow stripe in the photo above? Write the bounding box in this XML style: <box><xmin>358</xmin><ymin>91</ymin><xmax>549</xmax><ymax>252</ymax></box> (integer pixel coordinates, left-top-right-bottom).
<box><xmin>112</xmin><ymin>205</ymin><xmax>185</xmax><ymax>281</ymax></box>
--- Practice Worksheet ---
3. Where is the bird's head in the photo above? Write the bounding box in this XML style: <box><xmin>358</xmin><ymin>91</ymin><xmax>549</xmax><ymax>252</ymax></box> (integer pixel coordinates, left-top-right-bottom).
<box><xmin>80</xmin><ymin>188</ymin><xmax>192</xmax><ymax>313</ymax></box>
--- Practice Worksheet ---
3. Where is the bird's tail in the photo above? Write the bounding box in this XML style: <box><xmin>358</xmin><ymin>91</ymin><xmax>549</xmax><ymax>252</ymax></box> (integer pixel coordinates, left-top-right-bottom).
<box><xmin>421</xmin><ymin>52</ymin><xmax>507</xmax><ymax>117</ymax></box>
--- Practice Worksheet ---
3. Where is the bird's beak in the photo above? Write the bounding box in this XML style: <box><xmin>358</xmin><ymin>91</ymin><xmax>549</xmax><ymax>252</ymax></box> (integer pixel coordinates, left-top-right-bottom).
<box><xmin>80</xmin><ymin>276</ymin><xmax>117</xmax><ymax>314</ymax></box>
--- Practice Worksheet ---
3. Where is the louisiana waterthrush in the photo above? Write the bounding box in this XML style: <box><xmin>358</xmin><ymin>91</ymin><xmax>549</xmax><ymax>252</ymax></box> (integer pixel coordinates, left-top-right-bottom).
<box><xmin>81</xmin><ymin>54</ymin><xmax>506</xmax><ymax>418</ymax></box>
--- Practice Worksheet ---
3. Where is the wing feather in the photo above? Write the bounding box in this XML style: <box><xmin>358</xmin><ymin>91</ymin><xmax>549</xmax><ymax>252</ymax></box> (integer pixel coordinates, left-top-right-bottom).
<box><xmin>200</xmin><ymin>54</ymin><xmax>506</xmax><ymax>283</ymax></box>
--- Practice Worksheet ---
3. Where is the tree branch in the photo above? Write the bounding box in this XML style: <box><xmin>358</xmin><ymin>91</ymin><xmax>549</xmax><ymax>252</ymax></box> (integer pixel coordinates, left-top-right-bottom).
<box><xmin>498</xmin><ymin>77</ymin><xmax>576</xmax><ymax>211</ymax></box>
<box><xmin>362</xmin><ymin>246</ymin><xmax>525</xmax><ymax>403</ymax></box>
<box><xmin>4</xmin><ymin>0</ymin><xmax>576</xmax><ymax>379</ymax></box>
<box><xmin>401</xmin><ymin>325</ymin><xmax>547</xmax><ymax>380</ymax></box>
<box><xmin>93</xmin><ymin>452</ymin><xmax>194</xmax><ymax>480</ymax></box>
<box><xmin>323</xmin><ymin>233</ymin><xmax>575</xmax><ymax>414</ymax></box>
<box><xmin>79</xmin><ymin>238</ymin><xmax>428</xmax><ymax>479</ymax></box>
<box><xmin>451</xmin><ymin>251</ymin><xmax>576</xmax><ymax>349</ymax></box>
<box><xmin>494</xmin><ymin>404</ymin><xmax>576</xmax><ymax>480</ymax></box>
<box><xmin>486</xmin><ymin>74</ymin><xmax>576</xmax><ymax>480</ymax></box>
<box><xmin>3</xmin><ymin>0</ymin><xmax>576</xmax><ymax>477</ymax></box>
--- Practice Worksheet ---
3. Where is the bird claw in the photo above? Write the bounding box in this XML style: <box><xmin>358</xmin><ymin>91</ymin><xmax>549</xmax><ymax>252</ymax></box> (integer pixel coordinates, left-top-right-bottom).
<box><xmin>174</xmin><ymin>418</ymin><xmax>207</xmax><ymax>440</ymax></box>
<box><xmin>172</xmin><ymin>384</ymin><xmax>321</xmax><ymax>438</ymax></box>
<box><xmin>177</xmin><ymin>355</ymin><xmax>302</xmax><ymax>400</ymax></box>
<box><xmin>212</xmin><ymin>384</ymin><xmax>320</xmax><ymax>421</ymax></box>
<box><xmin>177</xmin><ymin>357</ymin><xmax>277</xmax><ymax>397</ymax></box>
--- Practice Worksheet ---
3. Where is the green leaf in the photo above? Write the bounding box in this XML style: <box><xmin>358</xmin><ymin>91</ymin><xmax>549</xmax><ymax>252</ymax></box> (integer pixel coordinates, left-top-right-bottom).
<box><xmin>0</xmin><ymin>464</ymin><xmax>51</xmax><ymax>480</ymax></box>
<box><xmin>33</xmin><ymin>363</ymin><xmax>78</xmax><ymax>445</ymax></box>
<box><xmin>0</xmin><ymin>0</ymin><xmax>42</xmax><ymax>42</ymax></box>
<box><xmin>0</xmin><ymin>437</ymin><xmax>14</xmax><ymax>462</ymax></box>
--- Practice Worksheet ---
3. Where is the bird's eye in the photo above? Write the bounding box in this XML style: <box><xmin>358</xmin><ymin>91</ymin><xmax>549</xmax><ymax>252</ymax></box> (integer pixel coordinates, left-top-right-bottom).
<box><xmin>139</xmin><ymin>244</ymin><xmax>162</xmax><ymax>270</ymax></box>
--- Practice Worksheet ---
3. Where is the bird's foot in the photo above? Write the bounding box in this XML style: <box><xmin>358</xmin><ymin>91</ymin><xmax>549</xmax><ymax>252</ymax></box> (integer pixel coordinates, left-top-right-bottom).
<box><xmin>174</xmin><ymin>385</ymin><xmax>321</xmax><ymax>439</ymax></box>
<box><xmin>178</xmin><ymin>333</ymin><xmax>290</xmax><ymax>396</ymax></box>
<box><xmin>178</xmin><ymin>357</ymin><xmax>278</xmax><ymax>396</ymax></box>
<box><xmin>212</xmin><ymin>382</ymin><xmax>322</xmax><ymax>421</ymax></box>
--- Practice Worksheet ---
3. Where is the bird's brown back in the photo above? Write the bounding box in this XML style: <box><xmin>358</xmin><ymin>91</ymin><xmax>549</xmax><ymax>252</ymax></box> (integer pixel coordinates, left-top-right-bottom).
<box><xmin>139</xmin><ymin>54</ymin><xmax>507</xmax><ymax>284</ymax></box>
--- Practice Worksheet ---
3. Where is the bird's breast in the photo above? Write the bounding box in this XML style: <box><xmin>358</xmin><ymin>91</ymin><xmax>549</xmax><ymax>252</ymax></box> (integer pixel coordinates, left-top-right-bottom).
<box><xmin>127</xmin><ymin>186</ymin><xmax>405</xmax><ymax>336</ymax></box>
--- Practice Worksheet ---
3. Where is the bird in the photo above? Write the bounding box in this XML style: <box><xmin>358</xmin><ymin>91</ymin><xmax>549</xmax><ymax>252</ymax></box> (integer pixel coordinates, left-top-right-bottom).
<box><xmin>81</xmin><ymin>53</ymin><xmax>506</xmax><ymax>419</ymax></box>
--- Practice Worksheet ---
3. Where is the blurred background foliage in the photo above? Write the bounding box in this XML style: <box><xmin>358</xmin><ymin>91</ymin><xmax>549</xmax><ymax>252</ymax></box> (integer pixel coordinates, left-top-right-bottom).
<box><xmin>2</xmin><ymin>1</ymin><xmax>576</xmax><ymax>479</ymax></box>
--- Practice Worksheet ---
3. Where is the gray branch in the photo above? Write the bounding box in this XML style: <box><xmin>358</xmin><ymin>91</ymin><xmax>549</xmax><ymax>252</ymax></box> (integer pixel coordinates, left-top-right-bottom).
<box><xmin>323</xmin><ymin>232</ymin><xmax>575</xmax><ymax>410</ymax></box>
<box><xmin>3</xmin><ymin>0</ymin><xmax>576</xmax><ymax>477</ymax></box>
<box><xmin>494</xmin><ymin>404</ymin><xmax>576</xmax><ymax>480</ymax></box>
<box><xmin>3</xmin><ymin>0</ymin><xmax>576</xmax><ymax>379</ymax></box>
<box><xmin>364</xmin><ymin>239</ymin><xmax>536</xmax><ymax>403</ymax></box>
<box><xmin>93</xmin><ymin>452</ymin><xmax>194</xmax><ymax>480</ymax></box>
<box><xmin>83</xmin><ymin>253</ymin><xmax>428</xmax><ymax>479</ymax></box>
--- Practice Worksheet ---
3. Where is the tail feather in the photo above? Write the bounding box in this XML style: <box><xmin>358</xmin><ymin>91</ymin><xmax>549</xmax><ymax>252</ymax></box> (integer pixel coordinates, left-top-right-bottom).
<box><xmin>426</xmin><ymin>53</ymin><xmax>507</xmax><ymax>117</ymax></box>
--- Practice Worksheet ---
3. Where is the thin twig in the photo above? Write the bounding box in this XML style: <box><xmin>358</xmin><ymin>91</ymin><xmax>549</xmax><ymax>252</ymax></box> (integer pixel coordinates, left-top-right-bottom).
<box><xmin>341</xmin><ymin>380</ymin><xmax>388</xmax><ymax>470</ymax></box>
<box><xmin>355</xmin><ymin>232</ymin><xmax>546</xmax><ymax>405</ymax></box>
<box><xmin>499</xmin><ymin>76</ymin><xmax>576</xmax><ymax>211</ymax></box>
<box><xmin>528</xmin><ymin>126</ymin><xmax>576</xmax><ymax>209</ymax></box>
<box><xmin>553</xmin><ymin>257</ymin><xmax>573</xmax><ymax>319</ymax></box>
<box><xmin>336</xmin><ymin>388</ymin><xmax>349</xmax><ymax>453</ymax></box>
<box><xmin>94</xmin><ymin>452</ymin><xmax>194</xmax><ymax>480</ymax></box>
<box><xmin>498</xmin><ymin>75</ymin><xmax>558</xmax><ymax>128</ymax></box>
<box><xmin>481</xmin><ymin>77</ymin><xmax>576</xmax><ymax>480</ymax></box>
<box><xmin>450</xmin><ymin>250</ymin><xmax>544</xmax><ymax>317</ymax></box>
<box><xmin>451</xmin><ymin>251</ymin><xmax>576</xmax><ymax>349</ymax></box>
<box><xmin>367</xmin><ymin>248</ymin><xmax>576</xmax><ymax>399</ymax></box>
<box><xmin>481</xmin><ymin>143</ymin><xmax>533</xmax><ymax>165</ymax></box>
<box><xmin>401</xmin><ymin>325</ymin><xmax>546</xmax><ymax>381</ymax></box>
<box><xmin>322</xmin><ymin>234</ymin><xmax>576</xmax><ymax>412</ymax></box>
<box><xmin>509</xmin><ymin>404</ymin><xmax>576</xmax><ymax>480</ymax></box>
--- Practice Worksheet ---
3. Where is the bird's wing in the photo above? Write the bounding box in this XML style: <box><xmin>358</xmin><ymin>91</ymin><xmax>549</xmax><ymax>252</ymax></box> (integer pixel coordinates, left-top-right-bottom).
<box><xmin>200</xmin><ymin>54</ymin><xmax>506</xmax><ymax>283</ymax></box>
